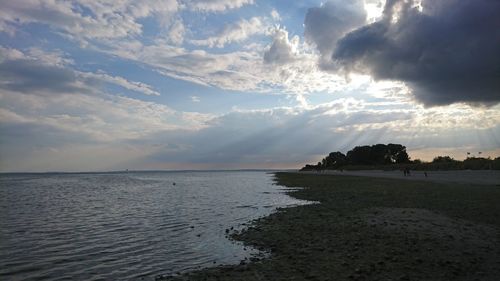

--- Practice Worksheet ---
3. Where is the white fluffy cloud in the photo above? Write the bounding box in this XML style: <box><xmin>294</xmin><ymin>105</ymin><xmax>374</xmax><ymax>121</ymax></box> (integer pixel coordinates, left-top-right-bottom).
<box><xmin>80</xmin><ymin>72</ymin><xmax>161</xmax><ymax>96</ymax></box>
<box><xmin>184</xmin><ymin>0</ymin><xmax>254</xmax><ymax>12</ymax></box>
<box><xmin>0</xmin><ymin>0</ymin><xmax>178</xmax><ymax>40</ymax></box>
<box><xmin>270</xmin><ymin>9</ymin><xmax>281</xmax><ymax>21</ymax></box>
<box><xmin>167</xmin><ymin>19</ymin><xmax>186</xmax><ymax>45</ymax></box>
<box><xmin>123</xmin><ymin>41</ymin><xmax>348</xmax><ymax>96</ymax></box>
<box><xmin>263</xmin><ymin>27</ymin><xmax>298</xmax><ymax>65</ymax></box>
<box><xmin>190</xmin><ymin>17</ymin><xmax>265</xmax><ymax>48</ymax></box>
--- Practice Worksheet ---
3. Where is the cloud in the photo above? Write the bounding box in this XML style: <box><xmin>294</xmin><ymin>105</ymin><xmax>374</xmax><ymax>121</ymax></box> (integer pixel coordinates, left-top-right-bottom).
<box><xmin>270</xmin><ymin>9</ymin><xmax>281</xmax><ymax>21</ymax></box>
<box><xmin>0</xmin><ymin>45</ymin><xmax>220</xmax><ymax>170</ymax></box>
<box><xmin>26</xmin><ymin>47</ymin><xmax>75</xmax><ymax>66</ymax></box>
<box><xmin>1</xmin><ymin>0</ymin><xmax>499</xmax><ymax>172</ymax></box>
<box><xmin>0</xmin><ymin>57</ymin><xmax>217</xmax><ymax>172</ymax></box>
<box><xmin>0</xmin><ymin>88</ymin><xmax>213</xmax><ymax>145</ymax></box>
<box><xmin>81</xmin><ymin>72</ymin><xmax>161</xmax><ymax>96</ymax></box>
<box><xmin>184</xmin><ymin>0</ymin><xmax>254</xmax><ymax>12</ymax></box>
<box><xmin>0</xmin><ymin>57</ymin><xmax>84</xmax><ymax>95</ymax></box>
<box><xmin>104</xmin><ymin>29</ymin><xmax>351</xmax><ymax>97</ymax></box>
<box><xmin>189</xmin><ymin>17</ymin><xmax>265</xmax><ymax>48</ymax></box>
<box><xmin>0</xmin><ymin>0</ymin><xmax>178</xmax><ymax>40</ymax></box>
<box><xmin>0</xmin><ymin>20</ymin><xmax>16</xmax><ymax>36</ymax></box>
<box><xmin>147</xmin><ymin>101</ymin><xmax>500</xmax><ymax>167</ymax></box>
<box><xmin>0</xmin><ymin>1</ymin><xmax>356</xmax><ymax>98</ymax></box>
<box><xmin>2</xmin><ymin>73</ymin><xmax>499</xmax><ymax>171</ymax></box>
<box><xmin>167</xmin><ymin>19</ymin><xmax>186</xmax><ymax>45</ymax></box>
<box><xmin>263</xmin><ymin>27</ymin><xmax>298</xmax><ymax>65</ymax></box>
<box><xmin>0</xmin><ymin>46</ymin><xmax>214</xmax><ymax>141</ymax></box>
<box><xmin>137</xmin><ymin>45</ymin><xmax>262</xmax><ymax>90</ymax></box>
<box><xmin>0</xmin><ymin>47</ymin><xmax>161</xmax><ymax>96</ymax></box>
<box><xmin>304</xmin><ymin>0</ymin><xmax>367</xmax><ymax>68</ymax></box>
<box><xmin>329</xmin><ymin>0</ymin><xmax>500</xmax><ymax>106</ymax></box>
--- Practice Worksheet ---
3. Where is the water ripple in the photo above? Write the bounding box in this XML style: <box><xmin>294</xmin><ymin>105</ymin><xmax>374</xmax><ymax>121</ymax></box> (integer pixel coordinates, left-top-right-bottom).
<box><xmin>0</xmin><ymin>171</ymin><xmax>309</xmax><ymax>280</ymax></box>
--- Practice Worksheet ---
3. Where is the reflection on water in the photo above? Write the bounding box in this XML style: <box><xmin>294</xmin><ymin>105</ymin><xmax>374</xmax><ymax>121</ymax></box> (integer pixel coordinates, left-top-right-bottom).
<box><xmin>0</xmin><ymin>171</ymin><xmax>307</xmax><ymax>280</ymax></box>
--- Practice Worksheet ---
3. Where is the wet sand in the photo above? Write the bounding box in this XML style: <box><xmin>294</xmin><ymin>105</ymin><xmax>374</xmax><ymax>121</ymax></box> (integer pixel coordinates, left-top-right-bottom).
<box><xmin>161</xmin><ymin>172</ymin><xmax>500</xmax><ymax>281</ymax></box>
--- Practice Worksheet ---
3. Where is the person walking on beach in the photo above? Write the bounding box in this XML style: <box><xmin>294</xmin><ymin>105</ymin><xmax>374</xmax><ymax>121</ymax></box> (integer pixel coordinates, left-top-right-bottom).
<box><xmin>403</xmin><ymin>167</ymin><xmax>410</xmax><ymax>176</ymax></box>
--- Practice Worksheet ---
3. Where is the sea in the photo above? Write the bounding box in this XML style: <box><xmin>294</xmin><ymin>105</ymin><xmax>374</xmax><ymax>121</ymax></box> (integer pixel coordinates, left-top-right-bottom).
<box><xmin>0</xmin><ymin>171</ymin><xmax>308</xmax><ymax>281</ymax></box>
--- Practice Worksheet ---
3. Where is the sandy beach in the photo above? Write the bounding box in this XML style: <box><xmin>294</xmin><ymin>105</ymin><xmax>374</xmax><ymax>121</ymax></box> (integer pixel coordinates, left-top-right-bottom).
<box><xmin>162</xmin><ymin>172</ymin><xmax>500</xmax><ymax>281</ymax></box>
<box><xmin>300</xmin><ymin>170</ymin><xmax>500</xmax><ymax>186</ymax></box>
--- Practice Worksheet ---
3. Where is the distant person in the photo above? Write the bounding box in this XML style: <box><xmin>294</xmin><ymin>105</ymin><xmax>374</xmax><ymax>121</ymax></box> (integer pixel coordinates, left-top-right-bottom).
<box><xmin>403</xmin><ymin>167</ymin><xmax>410</xmax><ymax>176</ymax></box>
<box><xmin>424</xmin><ymin>172</ymin><xmax>428</xmax><ymax>178</ymax></box>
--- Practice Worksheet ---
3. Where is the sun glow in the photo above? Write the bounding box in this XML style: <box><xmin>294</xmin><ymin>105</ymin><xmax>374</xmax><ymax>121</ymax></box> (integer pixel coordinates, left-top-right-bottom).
<box><xmin>364</xmin><ymin>0</ymin><xmax>385</xmax><ymax>23</ymax></box>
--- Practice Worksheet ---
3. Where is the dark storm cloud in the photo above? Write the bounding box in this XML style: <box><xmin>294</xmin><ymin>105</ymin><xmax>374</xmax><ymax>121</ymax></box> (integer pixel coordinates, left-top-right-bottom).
<box><xmin>0</xmin><ymin>58</ymin><xmax>87</xmax><ymax>94</ymax></box>
<box><xmin>308</xmin><ymin>0</ymin><xmax>500</xmax><ymax>106</ymax></box>
<box><xmin>304</xmin><ymin>0</ymin><xmax>366</xmax><ymax>68</ymax></box>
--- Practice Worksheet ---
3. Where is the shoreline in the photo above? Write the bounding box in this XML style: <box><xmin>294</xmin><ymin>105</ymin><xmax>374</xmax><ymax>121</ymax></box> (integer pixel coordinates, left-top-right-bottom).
<box><xmin>161</xmin><ymin>172</ymin><xmax>500</xmax><ymax>280</ymax></box>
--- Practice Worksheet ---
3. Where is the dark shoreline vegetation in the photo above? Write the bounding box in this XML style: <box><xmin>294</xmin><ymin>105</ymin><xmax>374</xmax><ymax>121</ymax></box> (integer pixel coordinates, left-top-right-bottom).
<box><xmin>161</xmin><ymin>172</ymin><xmax>500</xmax><ymax>280</ymax></box>
<box><xmin>300</xmin><ymin>144</ymin><xmax>500</xmax><ymax>171</ymax></box>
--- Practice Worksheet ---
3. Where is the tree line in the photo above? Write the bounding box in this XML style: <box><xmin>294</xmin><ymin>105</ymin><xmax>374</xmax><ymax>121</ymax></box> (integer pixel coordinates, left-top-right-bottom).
<box><xmin>301</xmin><ymin>144</ymin><xmax>500</xmax><ymax>171</ymax></box>
<box><xmin>301</xmin><ymin>144</ymin><xmax>410</xmax><ymax>171</ymax></box>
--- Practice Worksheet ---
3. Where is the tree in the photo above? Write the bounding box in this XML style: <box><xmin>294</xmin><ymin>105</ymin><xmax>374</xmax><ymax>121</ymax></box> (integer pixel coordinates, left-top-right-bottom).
<box><xmin>395</xmin><ymin>150</ymin><xmax>410</xmax><ymax>163</ymax></box>
<box><xmin>300</xmin><ymin>143</ymin><xmax>411</xmax><ymax>170</ymax></box>
<box><xmin>371</xmin><ymin>144</ymin><xmax>391</xmax><ymax>164</ymax></box>
<box><xmin>432</xmin><ymin>156</ymin><xmax>455</xmax><ymax>163</ymax></box>
<box><xmin>387</xmin><ymin>143</ymin><xmax>409</xmax><ymax>163</ymax></box>
<box><xmin>346</xmin><ymin>145</ymin><xmax>373</xmax><ymax>165</ymax></box>
<box><xmin>323</xmin><ymin>152</ymin><xmax>347</xmax><ymax>169</ymax></box>
<box><xmin>345</xmin><ymin>144</ymin><xmax>409</xmax><ymax>165</ymax></box>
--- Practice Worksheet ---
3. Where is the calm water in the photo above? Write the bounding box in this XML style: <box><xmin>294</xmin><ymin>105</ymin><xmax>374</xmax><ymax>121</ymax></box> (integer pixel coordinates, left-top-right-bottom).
<box><xmin>0</xmin><ymin>171</ymin><xmax>307</xmax><ymax>280</ymax></box>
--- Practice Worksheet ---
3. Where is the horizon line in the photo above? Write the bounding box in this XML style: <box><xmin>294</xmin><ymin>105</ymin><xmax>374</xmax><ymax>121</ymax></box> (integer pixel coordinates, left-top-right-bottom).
<box><xmin>0</xmin><ymin>169</ymin><xmax>298</xmax><ymax>175</ymax></box>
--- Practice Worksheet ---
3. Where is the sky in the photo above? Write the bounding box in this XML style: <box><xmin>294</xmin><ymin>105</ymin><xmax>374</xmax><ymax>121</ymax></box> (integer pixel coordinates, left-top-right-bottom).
<box><xmin>0</xmin><ymin>0</ymin><xmax>499</xmax><ymax>172</ymax></box>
